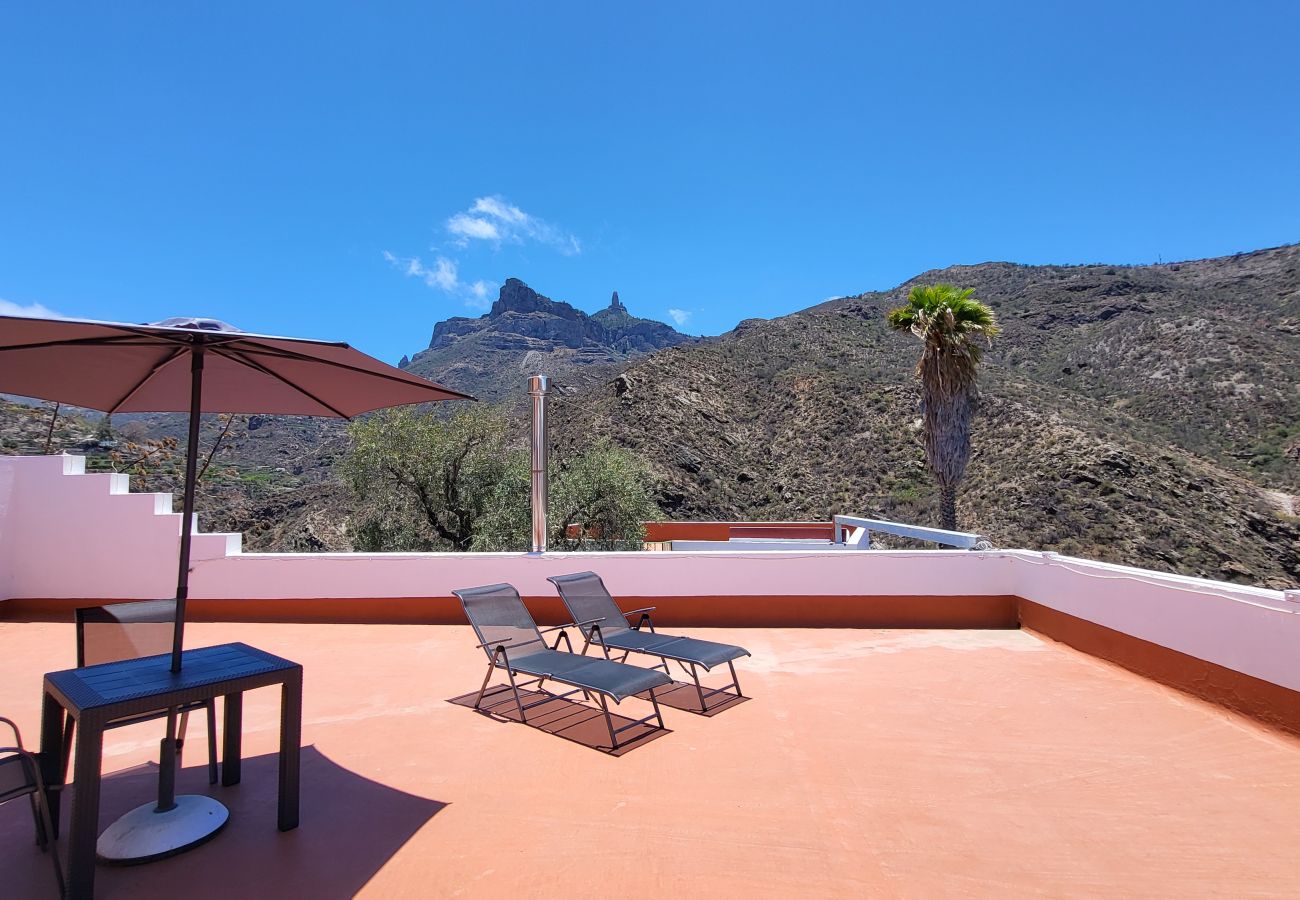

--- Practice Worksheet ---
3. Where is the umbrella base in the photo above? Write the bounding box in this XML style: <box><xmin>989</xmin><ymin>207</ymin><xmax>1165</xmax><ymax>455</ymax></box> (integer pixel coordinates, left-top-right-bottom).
<box><xmin>97</xmin><ymin>795</ymin><xmax>229</xmax><ymax>865</ymax></box>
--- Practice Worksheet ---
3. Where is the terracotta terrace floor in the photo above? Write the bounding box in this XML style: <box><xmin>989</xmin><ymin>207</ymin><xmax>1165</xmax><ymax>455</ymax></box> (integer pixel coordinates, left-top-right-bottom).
<box><xmin>2</xmin><ymin>621</ymin><xmax>1299</xmax><ymax>898</ymax></box>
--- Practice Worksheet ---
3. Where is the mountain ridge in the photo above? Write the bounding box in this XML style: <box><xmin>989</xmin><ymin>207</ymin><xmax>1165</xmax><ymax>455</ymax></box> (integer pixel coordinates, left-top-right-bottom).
<box><xmin>544</xmin><ymin>243</ymin><xmax>1299</xmax><ymax>585</ymax></box>
<box><xmin>402</xmin><ymin>279</ymin><xmax>693</xmax><ymax>401</ymax></box>
<box><xmin>5</xmin><ymin>245</ymin><xmax>1295</xmax><ymax>585</ymax></box>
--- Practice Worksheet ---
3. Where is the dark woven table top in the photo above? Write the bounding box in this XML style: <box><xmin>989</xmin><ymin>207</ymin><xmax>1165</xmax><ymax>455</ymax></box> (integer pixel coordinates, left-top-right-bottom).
<box><xmin>45</xmin><ymin>642</ymin><xmax>298</xmax><ymax>712</ymax></box>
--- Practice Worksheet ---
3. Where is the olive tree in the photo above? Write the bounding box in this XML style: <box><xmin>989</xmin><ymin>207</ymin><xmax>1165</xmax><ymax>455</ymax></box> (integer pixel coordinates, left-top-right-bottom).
<box><xmin>342</xmin><ymin>405</ymin><xmax>659</xmax><ymax>552</ymax></box>
<box><xmin>342</xmin><ymin>404</ymin><xmax>518</xmax><ymax>551</ymax></box>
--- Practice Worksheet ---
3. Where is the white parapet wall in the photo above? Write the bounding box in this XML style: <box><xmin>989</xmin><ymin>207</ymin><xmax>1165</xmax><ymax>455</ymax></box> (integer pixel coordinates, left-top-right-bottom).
<box><xmin>0</xmin><ymin>453</ymin><xmax>1296</xmax><ymax>695</ymax></box>
<box><xmin>192</xmin><ymin>546</ymin><xmax>1016</xmax><ymax>603</ymax></box>
<box><xmin>0</xmin><ymin>455</ymin><xmax>1014</xmax><ymax>604</ymax></box>
<box><xmin>0</xmin><ymin>454</ymin><xmax>240</xmax><ymax>601</ymax></box>
<box><xmin>1006</xmin><ymin>550</ymin><xmax>1300</xmax><ymax>693</ymax></box>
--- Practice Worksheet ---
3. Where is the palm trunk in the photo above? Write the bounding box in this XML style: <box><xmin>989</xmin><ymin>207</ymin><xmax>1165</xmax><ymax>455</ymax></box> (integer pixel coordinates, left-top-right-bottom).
<box><xmin>939</xmin><ymin>483</ymin><xmax>957</xmax><ymax>531</ymax></box>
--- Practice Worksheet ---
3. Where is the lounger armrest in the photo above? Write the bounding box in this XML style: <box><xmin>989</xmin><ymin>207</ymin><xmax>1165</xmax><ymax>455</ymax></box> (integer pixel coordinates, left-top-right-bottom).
<box><xmin>0</xmin><ymin>746</ymin><xmax>37</xmax><ymax>765</ymax></box>
<box><xmin>485</xmin><ymin>644</ymin><xmax>514</xmax><ymax>671</ymax></box>
<box><xmin>0</xmin><ymin>716</ymin><xmax>22</xmax><ymax>748</ymax></box>
<box><xmin>537</xmin><ymin>617</ymin><xmax>605</xmax><ymax>636</ymax></box>
<box><xmin>624</xmin><ymin>607</ymin><xmax>657</xmax><ymax>632</ymax></box>
<box><xmin>473</xmin><ymin>634</ymin><xmax>543</xmax><ymax>651</ymax></box>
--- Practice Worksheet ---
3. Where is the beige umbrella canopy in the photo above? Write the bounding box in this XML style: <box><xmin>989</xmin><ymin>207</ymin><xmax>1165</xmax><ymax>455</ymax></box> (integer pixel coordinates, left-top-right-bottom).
<box><xmin>0</xmin><ymin>314</ymin><xmax>469</xmax><ymax>417</ymax></box>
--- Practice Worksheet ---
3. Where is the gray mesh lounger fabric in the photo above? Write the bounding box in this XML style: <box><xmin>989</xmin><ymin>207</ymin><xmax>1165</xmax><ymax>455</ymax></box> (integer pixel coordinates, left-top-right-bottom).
<box><xmin>547</xmin><ymin>571</ymin><xmax>751</xmax><ymax>711</ymax></box>
<box><xmin>452</xmin><ymin>583</ymin><xmax>672</xmax><ymax>748</ymax></box>
<box><xmin>502</xmin><ymin>649</ymin><xmax>669</xmax><ymax>701</ymax></box>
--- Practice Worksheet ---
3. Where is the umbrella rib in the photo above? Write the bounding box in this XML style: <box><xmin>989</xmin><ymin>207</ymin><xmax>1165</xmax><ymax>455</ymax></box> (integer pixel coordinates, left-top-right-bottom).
<box><xmin>0</xmin><ymin>334</ymin><xmax>171</xmax><ymax>353</ymax></box>
<box><xmin>208</xmin><ymin>346</ymin><xmax>353</xmax><ymax>418</ymax></box>
<box><xmin>221</xmin><ymin>339</ymin><xmax>474</xmax><ymax>399</ymax></box>
<box><xmin>0</xmin><ymin>328</ymin><xmax>318</xmax><ymax>356</ymax></box>
<box><xmin>108</xmin><ymin>345</ymin><xmax>189</xmax><ymax>414</ymax></box>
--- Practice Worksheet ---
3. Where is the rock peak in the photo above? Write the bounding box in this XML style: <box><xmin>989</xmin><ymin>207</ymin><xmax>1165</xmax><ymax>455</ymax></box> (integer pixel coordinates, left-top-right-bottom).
<box><xmin>609</xmin><ymin>291</ymin><xmax>625</xmax><ymax>311</ymax></box>
<box><xmin>491</xmin><ymin>278</ymin><xmax>549</xmax><ymax>316</ymax></box>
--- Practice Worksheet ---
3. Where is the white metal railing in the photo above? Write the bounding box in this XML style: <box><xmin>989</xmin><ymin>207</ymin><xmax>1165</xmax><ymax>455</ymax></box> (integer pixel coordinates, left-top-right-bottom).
<box><xmin>832</xmin><ymin>515</ymin><xmax>987</xmax><ymax>550</ymax></box>
<box><xmin>667</xmin><ymin>516</ymin><xmax>990</xmax><ymax>552</ymax></box>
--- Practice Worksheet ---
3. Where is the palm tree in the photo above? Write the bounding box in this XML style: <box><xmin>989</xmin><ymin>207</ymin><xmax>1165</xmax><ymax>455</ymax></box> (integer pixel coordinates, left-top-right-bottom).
<box><xmin>886</xmin><ymin>284</ymin><xmax>1000</xmax><ymax>531</ymax></box>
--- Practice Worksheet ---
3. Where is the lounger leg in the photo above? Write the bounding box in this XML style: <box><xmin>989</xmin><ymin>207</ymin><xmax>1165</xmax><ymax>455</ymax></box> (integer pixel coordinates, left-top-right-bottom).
<box><xmin>473</xmin><ymin>660</ymin><xmax>497</xmax><ymax>711</ymax></box>
<box><xmin>31</xmin><ymin>764</ymin><xmax>64</xmax><ymax>897</ymax></box>
<box><xmin>728</xmin><ymin>660</ymin><xmax>744</xmax><ymax>698</ymax></box>
<box><xmin>597</xmin><ymin>694</ymin><xmax>618</xmax><ymax>750</ymax></box>
<box><xmin>504</xmin><ymin>667</ymin><xmax>528</xmax><ymax>724</ymax></box>
<box><xmin>688</xmin><ymin>663</ymin><xmax>708</xmax><ymax>711</ymax></box>
<box><xmin>28</xmin><ymin>794</ymin><xmax>46</xmax><ymax>847</ymax></box>
<box><xmin>648</xmin><ymin>687</ymin><xmax>665</xmax><ymax>731</ymax></box>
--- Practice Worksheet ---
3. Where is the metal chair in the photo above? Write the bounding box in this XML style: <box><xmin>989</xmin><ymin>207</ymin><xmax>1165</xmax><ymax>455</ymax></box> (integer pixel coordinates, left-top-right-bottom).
<box><xmin>452</xmin><ymin>583</ymin><xmax>672</xmax><ymax>750</ymax></box>
<box><xmin>61</xmin><ymin>600</ymin><xmax>218</xmax><ymax>786</ymax></box>
<box><xmin>548</xmin><ymin>571</ymin><xmax>751</xmax><ymax>711</ymax></box>
<box><xmin>1</xmin><ymin>716</ymin><xmax>65</xmax><ymax>896</ymax></box>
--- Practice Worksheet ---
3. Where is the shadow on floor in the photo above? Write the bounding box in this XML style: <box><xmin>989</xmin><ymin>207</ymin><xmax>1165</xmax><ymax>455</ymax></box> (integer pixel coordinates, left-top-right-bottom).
<box><xmin>1</xmin><ymin>745</ymin><xmax>445</xmax><ymax>900</ymax></box>
<box><xmin>634</xmin><ymin>679</ymin><xmax>749</xmax><ymax>716</ymax></box>
<box><xmin>447</xmin><ymin>685</ymin><xmax>669</xmax><ymax>756</ymax></box>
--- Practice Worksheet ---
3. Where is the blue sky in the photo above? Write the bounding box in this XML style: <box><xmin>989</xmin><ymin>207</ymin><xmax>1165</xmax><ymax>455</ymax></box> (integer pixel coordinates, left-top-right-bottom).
<box><xmin>2</xmin><ymin>3</ymin><xmax>1297</xmax><ymax>364</ymax></box>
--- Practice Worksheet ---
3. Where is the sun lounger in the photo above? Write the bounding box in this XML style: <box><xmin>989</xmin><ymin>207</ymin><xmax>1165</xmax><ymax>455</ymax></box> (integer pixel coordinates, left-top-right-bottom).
<box><xmin>452</xmin><ymin>583</ymin><xmax>672</xmax><ymax>749</ymax></box>
<box><xmin>546</xmin><ymin>571</ymin><xmax>751</xmax><ymax>712</ymax></box>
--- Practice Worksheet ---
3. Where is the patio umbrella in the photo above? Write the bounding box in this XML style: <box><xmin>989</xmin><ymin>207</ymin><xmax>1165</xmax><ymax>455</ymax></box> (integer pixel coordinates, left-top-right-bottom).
<box><xmin>0</xmin><ymin>312</ymin><xmax>473</xmax><ymax>858</ymax></box>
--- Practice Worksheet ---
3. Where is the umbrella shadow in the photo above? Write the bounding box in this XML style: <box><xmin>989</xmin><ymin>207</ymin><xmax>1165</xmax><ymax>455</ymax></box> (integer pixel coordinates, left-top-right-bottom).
<box><xmin>447</xmin><ymin>685</ymin><xmax>669</xmax><ymax>756</ymax></box>
<box><xmin>2</xmin><ymin>745</ymin><xmax>446</xmax><ymax>900</ymax></box>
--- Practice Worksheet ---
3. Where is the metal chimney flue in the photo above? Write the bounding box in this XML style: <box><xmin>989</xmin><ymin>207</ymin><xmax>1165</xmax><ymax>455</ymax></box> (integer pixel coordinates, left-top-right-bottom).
<box><xmin>529</xmin><ymin>375</ymin><xmax>550</xmax><ymax>553</ymax></box>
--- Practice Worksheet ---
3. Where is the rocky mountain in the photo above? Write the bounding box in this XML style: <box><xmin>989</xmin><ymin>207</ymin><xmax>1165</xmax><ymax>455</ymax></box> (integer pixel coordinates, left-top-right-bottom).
<box><xmin>401</xmin><ymin>279</ymin><xmax>693</xmax><ymax>401</ymax></box>
<box><xmin>547</xmin><ymin>244</ymin><xmax>1300</xmax><ymax>587</ymax></box>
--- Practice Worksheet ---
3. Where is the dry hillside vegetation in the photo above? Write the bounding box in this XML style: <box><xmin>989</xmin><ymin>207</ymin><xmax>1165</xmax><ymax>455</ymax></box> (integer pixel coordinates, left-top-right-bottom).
<box><xmin>4</xmin><ymin>245</ymin><xmax>1296</xmax><ymax>585</ymax></box>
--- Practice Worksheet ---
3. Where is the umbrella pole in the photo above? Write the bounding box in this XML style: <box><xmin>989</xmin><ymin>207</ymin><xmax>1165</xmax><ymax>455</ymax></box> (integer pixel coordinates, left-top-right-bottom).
<box><xmin>171</xmin><ymin>346</ymin><xmax>204</xmax><ymax>674</ymax></box>
<box><xmin>98</xmin><ymin>345</ymin><xmax>230</xmax><ymax>863</ymax></box>
<box><xmin>157</xmin><ymin>346</ymin><xmax>203</xmax><ymax>811</ymax></box>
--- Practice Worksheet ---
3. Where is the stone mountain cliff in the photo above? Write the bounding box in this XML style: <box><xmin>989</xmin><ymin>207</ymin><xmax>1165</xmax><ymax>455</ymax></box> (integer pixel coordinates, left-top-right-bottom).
<box><xmin>403</xmin><ymin>279</ymin><xmax>692</xmax><ymax>401</ymax></box>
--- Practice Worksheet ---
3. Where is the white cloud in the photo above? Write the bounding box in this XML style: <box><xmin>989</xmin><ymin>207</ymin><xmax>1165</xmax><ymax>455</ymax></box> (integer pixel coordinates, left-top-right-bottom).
<box><xmin>386</xmin><ymin>194</ymin><xmax>577</xmax><ymax>312</ymax></box>
<box><xmin>471</xmin><ymin>196</ymin><xmax>528</xmax><ymax>224</ymax></box>
<box><xmin>667</xmin><ymin>308</ymin><xmax>692</xmax><ymax>327</ymax></box>
<box><xmin>447</xmin><ymin>214</ymin><xmax>501</xmax><ymax>242</ymax></box>
<box><xmin>383</xmin><ymin>252</ymin><xmax>497</xmax><ymax>311</ymax></box>
<box><xmin>465</xmin><ymin>280</ymin><xmax>495</xmax><ymax>311</ymax></box>
<box><xmin>0</xmin><ymin>298</ymin><xmax>63</xmax><ymax>319</ymax></box>
<box><xmin>384</xmin><ymin>251</ymin><xmax>460</xmax><ymax>292</ymax></box>
<box><xmin>430</xmin><ymin>257</ymin><xmax>460</xmax><ymax>291</ymax></box>
<box><xmin>445</xmin><ymin>195</ymin><xmax>580</xmax><ymax>256</ymax></box>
